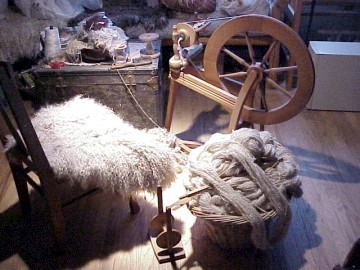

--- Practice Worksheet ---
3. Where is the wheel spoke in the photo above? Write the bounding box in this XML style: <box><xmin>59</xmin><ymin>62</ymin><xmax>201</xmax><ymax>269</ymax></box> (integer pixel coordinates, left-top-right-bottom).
<box><xmin>245</xmin><ymin>32</ymin><xmax>256</xmax><ymax>64</ymax></box>
<box><xmin>222</xmin><ymin>47</ymin><xmax>250</xmax><ymax>69</ymax></box>
<box><xmin>223</xmin><ymin>77</ymin><xmax>244</xmax><ymax>87</ymax></box>
<box><xmin>265</xmin><ymin>65</ymin><xmax>297</xmax><ymax>74</ymax></box>
<box><xmin>261</xmin><ymin>40</ymin><xmax>279</xmax><ymax>65</ymax></box>
<box><xmin>260</xmin><ymin>80</ymin><xmax>268</xmax><ymax>111</ymax></box>
<box><xmin>219</xmin><ymin>71</ymin><xmax>247</xmax><ymax>78</ymax></box>
<box><xmin>203</xmin><ymin>15</ymin><xmax>315</xmax><ymax>126</ymax></box>
<box><xmin>265</xmin><ymin>78</ymin><xmax>293</xmax><ymax>99</ymax></box>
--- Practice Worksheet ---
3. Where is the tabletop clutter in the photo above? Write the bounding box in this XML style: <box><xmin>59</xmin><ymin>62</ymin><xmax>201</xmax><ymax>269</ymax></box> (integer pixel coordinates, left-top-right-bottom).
<box><xmin>40</xmin><ymin>12</ymin><xmax>158</xmax><ymax>69</ymax></box>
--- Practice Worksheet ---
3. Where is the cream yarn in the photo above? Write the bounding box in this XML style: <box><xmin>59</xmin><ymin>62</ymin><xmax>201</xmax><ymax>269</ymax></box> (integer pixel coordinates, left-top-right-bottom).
<box><xmin>183</xmin><ymin>128</ymin><xmax>302</xmax><ymax>249</ymax></box>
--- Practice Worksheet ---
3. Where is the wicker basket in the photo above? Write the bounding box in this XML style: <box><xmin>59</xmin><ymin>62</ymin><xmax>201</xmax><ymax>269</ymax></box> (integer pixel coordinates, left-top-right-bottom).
<box><xmin>189</xmin><ymin>205</ymin><xmax>279</xmax><ymax>250</ymax></box>
<box><xmin>181</xmin><ymin>128</ymin><xmax>301</xmax><ymax>250</ymax></box>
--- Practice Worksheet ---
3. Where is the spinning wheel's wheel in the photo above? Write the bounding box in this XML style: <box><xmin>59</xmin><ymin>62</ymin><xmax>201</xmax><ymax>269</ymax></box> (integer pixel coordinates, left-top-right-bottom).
<box><xmin>203</xmin><ymin>15</ymin><xmax>314</xmax><ymax>126</ymax></box>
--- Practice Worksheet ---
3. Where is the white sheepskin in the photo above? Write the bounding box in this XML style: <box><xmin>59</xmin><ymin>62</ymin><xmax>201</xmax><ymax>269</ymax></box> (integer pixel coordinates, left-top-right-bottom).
<box><xmin>5</xmin><ymin>96</ymin><xmax>183</xmax><ymax>196</ymax></box>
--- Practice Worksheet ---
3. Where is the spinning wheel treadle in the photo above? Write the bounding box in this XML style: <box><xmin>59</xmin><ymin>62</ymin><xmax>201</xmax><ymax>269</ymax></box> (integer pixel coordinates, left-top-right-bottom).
<box><xmin>203</xmin><ymin>15</ymin><xmax>314</xmax><ymax>126</ymax></box>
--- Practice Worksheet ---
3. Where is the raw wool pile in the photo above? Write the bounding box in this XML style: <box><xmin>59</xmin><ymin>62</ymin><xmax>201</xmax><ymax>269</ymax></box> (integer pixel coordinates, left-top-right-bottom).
<box><xmin>5</xmin><ymin>96</ymin><xmax>183</xmax><ymax>196</ymax></box>
<box><xmin>0</xmin><ymin>0</ymin><xmax>102</xmax><ymax>62</ymax></box>
<box><xmin>102</xmin><ymin>5</ymin><xmax>169</xmax><ymax>33</ymax></box>
<box><xmin>1</xmin><ymin>0</ymin><xmax>274</xmax><ymax>62</ymax></box>
<box><xmin>0</xmin><ymin>11</ymin><xmax>67</xmax><ymax>62</ymax></box>
<box><xmin>107</xmin><ymin>0</ymin><xmax>272</xmax><ymax>40</ymax></box>
<box><xmin>183</xmin><ymin>128</ymin><xmax>302</xmax><ymax>249</ymax></box>
<box><xmin>66</xmin><ymin>25</ymin><xmax>129</xmax><ymax>61</ymax></box>
<box><xmin>0</xmin><ymin>1</ymin><xmax>8</xmax><ymax>20</ymax></box>
<box><xmin>219</xmin><ymin>0</ymin><xmax>271</xmax><ymax>16</ymax></box>
<box><xmin>161</xmin><ymin>0</ymin><xmax>217</xmax><ymax>13</ymax></box>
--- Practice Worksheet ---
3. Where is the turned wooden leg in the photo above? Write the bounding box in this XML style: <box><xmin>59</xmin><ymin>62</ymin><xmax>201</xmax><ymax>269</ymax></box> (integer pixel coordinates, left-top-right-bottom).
<box><xmin>228</xmin><ymin>70</ymin><xmax>260</xmax><ymax>132</ymax></box>
<box><xmin>164</xmin><ymin>78</ymin><xmax>180</xmax><ymax>131</ymax></box>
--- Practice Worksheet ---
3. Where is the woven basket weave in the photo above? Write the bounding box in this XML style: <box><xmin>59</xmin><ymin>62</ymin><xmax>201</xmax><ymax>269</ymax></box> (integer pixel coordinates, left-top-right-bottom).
<box><xmin>182</xmin><ymin>129</ymin><xmax>301</xmax><ymax>250</ymax></box>
<box><xmin>189</xmin><ymin>206</ymin><xmax>279</xmax><ymax>249</ymax></box>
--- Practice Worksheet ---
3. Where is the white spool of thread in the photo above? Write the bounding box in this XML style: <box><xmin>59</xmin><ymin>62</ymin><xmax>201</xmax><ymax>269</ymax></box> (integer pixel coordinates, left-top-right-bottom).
<box><xmin>44</xmin><ymin>25</ymin><xmax>61</xmax><ymax>61</ymax></box>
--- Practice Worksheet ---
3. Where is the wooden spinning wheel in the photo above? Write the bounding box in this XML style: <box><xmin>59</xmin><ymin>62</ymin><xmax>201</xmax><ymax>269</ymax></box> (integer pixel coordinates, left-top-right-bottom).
<box><xmin>165</xmin><ymin>15</ymin><xmax>315</xmax><ymax>131</ymax></box>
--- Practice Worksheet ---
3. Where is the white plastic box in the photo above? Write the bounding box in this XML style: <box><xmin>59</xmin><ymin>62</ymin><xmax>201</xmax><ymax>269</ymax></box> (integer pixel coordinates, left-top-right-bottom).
<box><xmin>307</xmin><ymin>41</ymin><xmax>360</xmax><ymax>111</ymax></box>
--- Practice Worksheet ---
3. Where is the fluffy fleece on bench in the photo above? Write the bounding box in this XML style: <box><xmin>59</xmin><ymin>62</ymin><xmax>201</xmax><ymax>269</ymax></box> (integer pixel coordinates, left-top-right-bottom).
<box><xmin>5</xmin><ymin>96</ymin><xmax>183</xmax><ymax>196</ymax></box>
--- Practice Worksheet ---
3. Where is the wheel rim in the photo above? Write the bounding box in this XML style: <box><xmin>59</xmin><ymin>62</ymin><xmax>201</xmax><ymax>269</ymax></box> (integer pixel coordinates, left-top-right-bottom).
<box><xmin>203</xmin><ymin>15</ymin><xmax>314</xmax><ymax>125</ymax></box>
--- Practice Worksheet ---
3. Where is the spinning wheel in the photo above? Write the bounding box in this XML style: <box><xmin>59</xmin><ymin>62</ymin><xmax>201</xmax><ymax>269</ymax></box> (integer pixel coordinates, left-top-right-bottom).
<box><xmin>204</xmin><ymin>15</ymin><xmax>314</xmax><ymax>126</ymax></box>
<box><xmin>165</xmin><ymin>15</ymin><xmax>315</xmax><ymax>130</ymax></box>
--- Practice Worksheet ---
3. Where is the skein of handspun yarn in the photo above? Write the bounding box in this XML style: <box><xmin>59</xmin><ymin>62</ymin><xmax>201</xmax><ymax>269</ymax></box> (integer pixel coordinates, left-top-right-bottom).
<box><xmin>183</xmin><ymin>128</ymin><xmax>303</xmax><ymax>250</ymax></box>
<box><xmin>44</xmin><ymin>25</ymin><xmax>61</xmax><ymax>61</ymax></box>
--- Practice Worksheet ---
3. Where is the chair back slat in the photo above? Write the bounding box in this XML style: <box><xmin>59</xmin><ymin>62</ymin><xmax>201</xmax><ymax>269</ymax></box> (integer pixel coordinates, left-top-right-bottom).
<box><xmin>0</xmin><ymin>100</ymin><xmax>28</xmax><ymax>155</ymax></box>
<box><xmin>0</xmin><ymin>61</ymin><xmax>53</xmax><ymax>178</ymax></box>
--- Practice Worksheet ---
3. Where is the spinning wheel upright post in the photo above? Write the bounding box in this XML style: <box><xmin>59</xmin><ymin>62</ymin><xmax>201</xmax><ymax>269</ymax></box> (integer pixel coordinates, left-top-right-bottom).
<box><xmin>165</xmin><ymin>15</ymin><xmax>315</xmax><ymax>131</ymax></box>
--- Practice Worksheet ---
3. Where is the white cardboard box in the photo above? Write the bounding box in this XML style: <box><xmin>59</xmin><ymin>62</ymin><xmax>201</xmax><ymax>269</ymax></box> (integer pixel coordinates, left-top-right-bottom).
<box><xmin>307</xmin><ymin>41</ymin><xmax>360</xmax><ymax>111</ymax></box>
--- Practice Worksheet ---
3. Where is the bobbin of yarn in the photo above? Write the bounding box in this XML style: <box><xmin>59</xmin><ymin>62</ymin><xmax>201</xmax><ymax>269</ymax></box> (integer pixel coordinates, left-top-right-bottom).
<box><xmin>44</xmin><ymin>25</ymin><xmax>61</xmax><ymax>62</ymax></box>
<box><xmin>139</xmin><ymin>33</ymin><xmax>160</xmax><ymax>59</ymax></box>
<box><xmin>113</xmin><ymin>42</ymin><xmax>129</xmax><ymax>64</ymax></box>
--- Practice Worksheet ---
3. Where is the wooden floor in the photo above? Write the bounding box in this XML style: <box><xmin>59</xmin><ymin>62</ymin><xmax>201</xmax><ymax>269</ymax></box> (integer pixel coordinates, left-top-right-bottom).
<box><xmin>0</xmin><ymin>86</ymin><xmax>359</xmax><ymax>270</ymax></box>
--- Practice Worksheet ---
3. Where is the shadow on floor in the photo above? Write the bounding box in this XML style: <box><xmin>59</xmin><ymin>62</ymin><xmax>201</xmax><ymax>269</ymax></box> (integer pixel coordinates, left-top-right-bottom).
<box><xmin>175</xmin><ymin>104</ymin><xmax>229</xmax><ymax>143</ymax></box>
<box><xmin>0</xmin><ymin>189</ymin><xmax>186</xmax><ymax>269</ymax></box>
<box><xmin>182</xmin><ymin>197</ymin><xmax>321</xmax><ymax>270</ymax></box>
<box><xmin>175</xmin><ymin>105</ymin><xmax>360</xmax><ymax>184</ymax></box>
<box><xmin>287</xmin><ymin>145</ymin><xmax>360</xmax><ymax>183</ymax></box>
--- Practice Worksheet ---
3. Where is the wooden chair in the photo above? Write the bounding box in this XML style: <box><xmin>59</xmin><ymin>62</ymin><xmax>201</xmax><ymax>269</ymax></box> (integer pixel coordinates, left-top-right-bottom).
<box><xmin>0</xmin><ymin>61</ymin><xmax>67</xmax><ymax>251</ymax></box>
<box><xmin>0</xmin><ymin>61</ymin><xmax>144</xmax><ymax>252</ymax></box>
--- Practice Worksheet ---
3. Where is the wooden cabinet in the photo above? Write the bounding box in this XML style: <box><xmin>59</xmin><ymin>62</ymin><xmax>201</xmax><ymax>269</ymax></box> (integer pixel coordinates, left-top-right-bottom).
<box><xmin>33</xmin><ymin>41</ymin><xmax>164</xmax><ymax>130</ymax></box>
